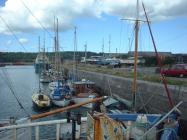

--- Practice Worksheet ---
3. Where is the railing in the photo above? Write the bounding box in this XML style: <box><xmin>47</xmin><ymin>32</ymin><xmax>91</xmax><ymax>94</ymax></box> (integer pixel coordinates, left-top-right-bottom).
<box><xmin>0</xmin><ymin>117</ymin><xmax>87</xmax><ymax>140</ymax></box>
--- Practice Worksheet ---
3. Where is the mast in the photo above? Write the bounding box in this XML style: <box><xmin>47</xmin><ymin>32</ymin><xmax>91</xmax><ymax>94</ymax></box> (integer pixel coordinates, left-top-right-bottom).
<box><xmin>102</xmin><ymin>38</ymin><xmax>104</xmax><ymax>57</ymax></box>
<box><xmin>73</xmin><ymin>27</ymin><xmax>78</xmax><ymax>81</ymax></box>
<box><xmin>43</xmin><ymin>35</ymin><xmax>46</xmax><ymax>71</ymax></box>
<box><xmin>142</xmin><ymin>2</ymin><xmax>174</xmax><ymax>108</ymax></box>
<box><xmin>84</xmin><ymin>43</ymin><xmax>87</xmax><ymax>64</ymax></box>
<box><xmin>56</xmin><ymin>18</ymin><xmax>60</xmax><ymax>80</ymax></box>
<box><xmin>38</xmin><ymin>36</ymin><xmax>41</xmax><ymax>92</ymax></box>
<box><xmin>108</xmin><ymin>35</ymin><xmax>111</xmax><ymax>57</ymax></box>
<box><xmin>132</xmin><ymin>0</ymin><xmax>139</xmax><ymax>111</ymax></box>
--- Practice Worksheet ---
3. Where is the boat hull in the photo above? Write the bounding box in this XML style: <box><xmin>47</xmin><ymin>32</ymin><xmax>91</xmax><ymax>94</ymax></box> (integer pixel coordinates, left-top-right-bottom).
<box><xmin>51</xmin><ymin>98</ymin><xmax>71</xmax><ymax>107</ymax></box>
<box><xmin>73</xmin><ymin>97</ymin><xmax>94</xmax><ymax>108</ymax></box>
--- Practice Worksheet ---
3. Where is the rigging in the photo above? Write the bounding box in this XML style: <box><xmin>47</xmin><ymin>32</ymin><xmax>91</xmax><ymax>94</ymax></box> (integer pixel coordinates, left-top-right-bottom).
<box><xmin>0</xmin><ymin>68</ymin><xmax>30</xmax><ymax>117</ymax></box>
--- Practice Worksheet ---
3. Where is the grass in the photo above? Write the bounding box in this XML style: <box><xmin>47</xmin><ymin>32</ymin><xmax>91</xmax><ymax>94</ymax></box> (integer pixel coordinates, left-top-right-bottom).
<box><xmin>64</xmin><ymin>63</ymin><xmax>187</xmax><ymax>86</ymax></box>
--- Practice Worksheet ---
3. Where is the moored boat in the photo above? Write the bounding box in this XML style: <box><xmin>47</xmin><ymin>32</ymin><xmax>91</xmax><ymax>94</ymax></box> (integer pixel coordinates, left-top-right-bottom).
<box><xmin>40</xmin><ymin>71</ymin><xmax>51</xmax><ymax>83</ymax></box>
<box><xmin>32</xmin><ymin>92</ymin><xmax>51</xmax><ymax>109</ymax></box>
<box><xmin>49</xmin><ymin>81</ymin><xmax>62</xmax><ymax>90</ymax></box>
<box><xmin>72</xmin><ymin>79</ymin><xmax>98</xmax><ymax>108</ymax></box>
<box><xmin>50</xmin><ymin>81</ymin><xmax>73</xmax><ymax>107</ymax></box>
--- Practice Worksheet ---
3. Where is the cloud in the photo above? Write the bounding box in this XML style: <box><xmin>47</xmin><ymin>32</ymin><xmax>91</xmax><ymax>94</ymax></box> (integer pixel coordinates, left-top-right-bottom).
<box><xmin>0</xmin><ymin>0</ymin><xmax>186</xmax><ymax>34</ymax></box>
<box><xmin>100</xmin><ymin>0</ymin><xmax>187</xmax><ymax>21</ymax></box>
<box><xmin>19</xmin><ymin>38</ymin><xmax>28</xmax><ymax>44</ymax></box>
<box><xmin>0</xmin><ymin>0</ymin><xmax>101</xmax><ymax>34</ymax></box>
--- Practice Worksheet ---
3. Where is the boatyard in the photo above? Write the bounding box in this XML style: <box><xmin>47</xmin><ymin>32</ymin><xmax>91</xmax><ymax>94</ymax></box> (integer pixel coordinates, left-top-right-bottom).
<box><xmin>0</xmin><ymin>0</ymin><xmax>187</xmax><ymax>140</ymax></box>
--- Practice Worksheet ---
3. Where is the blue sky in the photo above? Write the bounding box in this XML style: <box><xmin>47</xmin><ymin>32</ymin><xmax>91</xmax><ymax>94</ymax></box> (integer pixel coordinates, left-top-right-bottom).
<box><xmin>0</xmin><ymin>0</ymin><xmax>187</xmax><ymax>54</ymax></box>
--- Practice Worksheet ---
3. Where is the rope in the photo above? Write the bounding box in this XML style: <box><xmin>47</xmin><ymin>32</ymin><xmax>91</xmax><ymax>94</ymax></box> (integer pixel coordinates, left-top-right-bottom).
<box><xmin>1</xmin><ymin>68</ymin><xmax>30</xmax><ymax>117</ymax></box>
<box><xmin>137</xmin><ymin>92</ymin><xmax>149</xmax><ymax>113</ymax></box>
<box><xmin>0</xmin><ymin>16</ymin><xmax>27</xmax><ymax>52</ymax></box>
<box><xmin>19</xmin><ymin>0</ymin><xmax>53</xmax><ymax>38</ymax></box>
<box><xmin>138</xmin><ymin>93</ymin><xmax>155</xmax><ymax>112</ymax></box>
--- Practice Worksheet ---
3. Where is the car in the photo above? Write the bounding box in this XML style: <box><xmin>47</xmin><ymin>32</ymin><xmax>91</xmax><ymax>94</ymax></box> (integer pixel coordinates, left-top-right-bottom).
<box><xmin>161</xmin><ymin>64</ymin><xmax>187</xmax><ymax>77</ymax></box>
<box><xmin>109</xmin><ymin>60</ymin><xmax>121</xmax><ymax>68</ymax></box>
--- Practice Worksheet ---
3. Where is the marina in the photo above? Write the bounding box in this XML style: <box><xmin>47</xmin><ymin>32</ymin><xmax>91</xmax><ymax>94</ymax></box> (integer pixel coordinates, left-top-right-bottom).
<box><xmin>0</xmin><ymin>0</ymin><xmax>187</xmax><ymax>139</ymax></box>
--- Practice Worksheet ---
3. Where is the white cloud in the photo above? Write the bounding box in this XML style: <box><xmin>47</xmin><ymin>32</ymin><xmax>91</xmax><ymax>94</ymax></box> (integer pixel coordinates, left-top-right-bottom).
<box><xmin>19</xmin><ymin>38</ymin><xmax>28</xmax><ymax>44</ymax></box>
<box><xmin>0</xmin><ymin>0</ymin><xmax>186</xmax><ymax>34</ymax></box>
<box><xmin>100</xmin><ymin>0</ymin><xmax>187</xmax><ymax>21</ymax></box>
<box><xmin>0</xmin><ymin>0</ymin><xmax>101</xmax><ymax>34</ymax></box>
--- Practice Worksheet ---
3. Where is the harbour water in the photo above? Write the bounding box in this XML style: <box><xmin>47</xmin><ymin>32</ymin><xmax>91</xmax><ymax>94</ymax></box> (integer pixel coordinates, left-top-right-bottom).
<box><xmin>0</xmin><ymin>65</ymin><xmax>89</xmax><ymax>120</ymax></box>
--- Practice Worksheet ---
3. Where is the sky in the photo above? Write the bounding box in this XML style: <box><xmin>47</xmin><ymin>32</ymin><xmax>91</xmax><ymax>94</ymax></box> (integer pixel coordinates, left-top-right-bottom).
<box><xmin>0</xmin><ymin>0</ymin><xmax>187</xmax><ymax>54</ymax></box>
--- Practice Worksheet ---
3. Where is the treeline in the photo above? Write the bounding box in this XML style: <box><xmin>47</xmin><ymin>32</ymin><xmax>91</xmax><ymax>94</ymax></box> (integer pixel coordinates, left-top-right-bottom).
<box><xmin>0</xmin><ymin>52</ymin><xmax>37</xmax><ymax>62</ymax></box>
<box><xmin>0</xmin><ymin>51</ymin><xmax>98</xmax><ymax>62</ymax></box>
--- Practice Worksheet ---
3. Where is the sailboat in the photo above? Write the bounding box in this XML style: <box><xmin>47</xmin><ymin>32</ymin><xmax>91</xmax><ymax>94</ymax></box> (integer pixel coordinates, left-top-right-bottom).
<box><xmin>34</xmin><ymin>46</ymin><xmax>49</xmax><ymax>74</ymax></box>
<box><xmin>32</xmin><ymin>37</ymin><xmax>51</xmax><ymax>109</ymax></box>
<box><xmin>67</xmin><ymin>27</ymin><xmax>99</xmax><ymax>108</ymax></box>
<box><xmin>50</xmin><ymin>18</ymin><xmax>72</xmax><ymax>107</ymax></box>
<box><xmin>39</xmin><ymin>38</ymin><xmax>51</xmax><ymax>83</ymax></box>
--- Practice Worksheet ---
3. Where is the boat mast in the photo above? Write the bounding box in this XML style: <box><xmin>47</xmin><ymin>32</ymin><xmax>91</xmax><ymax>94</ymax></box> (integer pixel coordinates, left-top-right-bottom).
<box><xmin>73</xmin><ymin>27</ymin><xmax>78</xmax><ymax>81</ymax></box>
<box><xmin>108</xmin><ymin>35</ymin><xmax>111</xmax><ymax>57</ymax></box>
<box><xmin>132</xmin><ymin>0</ymin><xmax>139</xmax><ymax>111</ymax></box>
<box><xmin>54</xmin><ymin>17</ymin><xmax>58</xmax><ymax>73</ymax></box>
<box><xmin>38</xmin><ymin>36</ymin><xmax>41</xmax><ymax>92</ymax></box>
<box><xmin>56</xmin><ymin>18</ymin><xmax>60</xmax><ymax>81</ymax></box>
<box><xmin>102</xmin><ymin>38</ymin><xmax>105</xmax><ymax>57</ymax></box>
<box><xmin>142</xmin><ymin>2</ymin><xmax>174</xmax><ymax>108</ymax></box>
<box><xmin>84</xmin><ymin>43</ymin><xmax>87</xmax><ymax>64</ymax></box>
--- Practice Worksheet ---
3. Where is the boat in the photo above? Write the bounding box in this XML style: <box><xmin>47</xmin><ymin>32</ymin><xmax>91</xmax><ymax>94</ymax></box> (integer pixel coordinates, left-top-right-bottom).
<box><xmin>32</xmin><ymin>92</ymin><xmax>50</xmax><ymax>109</ymax></box>
<box><xmin>0</xmin><ymin>96</ymin><xmax>183</xmax><ymax>140</ymax></box>
<box><xmin>32</xmin><ymin>37</ymin><xmax>51</xmax><ymax>109</ymax></box>
<box><xmin>72</xmin><ymin>79</ymin><xmax>98</xmax><ymax>108</ymax></box>
<box><xmin>40</xmin><ymin>70</ymin><xmax>51</xmax><ymax>83</ymax></box>
<box><xmin>34</xmin><ymin>40</ymin><xmax>50</xmax><ymax>74</ymax></box>
<box><xmin>49</xmin><ymin>81</ymin><xmax>62</xmax><ymax>90</ymax></box>
<box><xmin>50</xmin><ymin>83</ymin><xmax>72</xmax><ymax>107</ymax></box>
<box><xmin>49</xmin><ymin>18</ymin><xmax>73</xmax><ymax>107</ymax></box>
<box><xmin>0</xmin><ymin>1</ymin><xmax>185</xmax><ymax>140</ymax></box>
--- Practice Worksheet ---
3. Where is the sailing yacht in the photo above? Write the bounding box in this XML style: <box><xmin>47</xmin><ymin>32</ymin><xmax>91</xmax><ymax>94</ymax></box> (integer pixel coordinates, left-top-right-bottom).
<box><xmin>32</xmin><ymin>37</ymin><xmax>51</xmax><ymax>109</ymax></box>
<box><xmin>49</xmin><ymin>18</ymin><xmax>72</xmax><ymax>107</ymax></box>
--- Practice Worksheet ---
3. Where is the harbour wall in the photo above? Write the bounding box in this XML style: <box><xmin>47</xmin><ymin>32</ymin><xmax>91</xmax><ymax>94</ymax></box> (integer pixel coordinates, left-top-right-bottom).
<box><xmin>76</xmin><ymin>70</ymin><xmax>187</xmax><ymax>118</ymax></box>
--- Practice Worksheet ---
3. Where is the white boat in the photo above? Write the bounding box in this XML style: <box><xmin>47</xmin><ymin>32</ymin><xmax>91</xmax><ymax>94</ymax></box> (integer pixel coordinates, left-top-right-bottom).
<box><xmin>50</xmin><ymin>82</ymin><xmax>72</xmax><ymax>107</ymax></box>
<box><xmin>40</xmin><ymin>71</ymin><xmax>51</xmax><ymax>83</ymax></box>
<box><xmin>32</xmin><ymin>92</ymin><xmax>51</xmax><ymax>109</ymax></box>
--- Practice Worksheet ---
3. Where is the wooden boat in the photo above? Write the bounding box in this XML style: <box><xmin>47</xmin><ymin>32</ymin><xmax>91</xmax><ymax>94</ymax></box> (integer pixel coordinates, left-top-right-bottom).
<box><xmin>72</xmin><ymin>79</ymin><xmax>98</xmax><ymax>108</ymax></box>
<box><xmin>32</xmin><ymin>92</ymin><xmax>50</xmax><ymax>109</ymax></box>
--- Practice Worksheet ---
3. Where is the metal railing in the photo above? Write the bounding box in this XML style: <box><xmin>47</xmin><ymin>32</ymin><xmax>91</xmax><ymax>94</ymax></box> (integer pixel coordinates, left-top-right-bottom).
<box><xmin>0</xmin><ymin>117</ymin><xmax>87</xmax><ymax>140</ymax></box>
